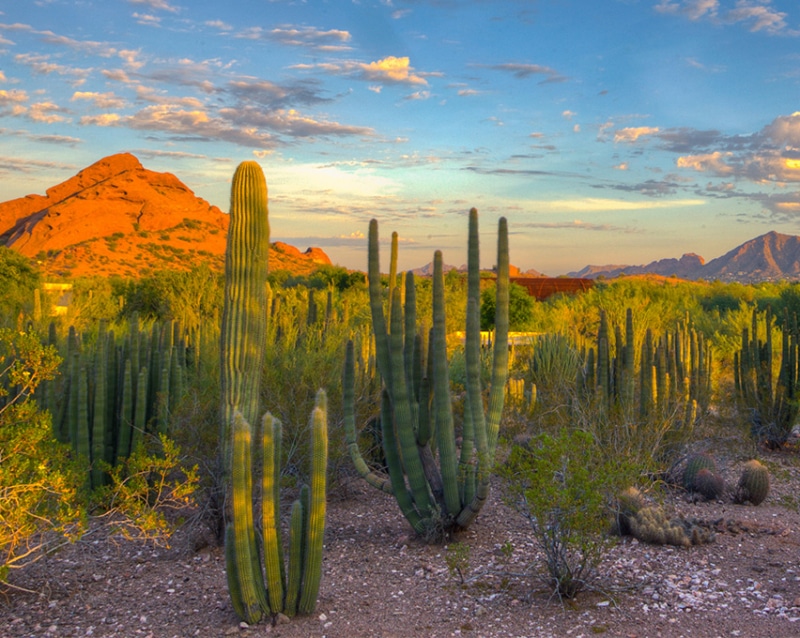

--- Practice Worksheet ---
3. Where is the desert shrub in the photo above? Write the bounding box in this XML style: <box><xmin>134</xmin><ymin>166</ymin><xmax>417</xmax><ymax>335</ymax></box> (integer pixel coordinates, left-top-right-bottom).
<box><xmin>94</xmin><ymin>433</ymin><xmax>199</xmax><ymax>543</ymax></box>
<box><xmin>498</xmin><ymin>428</ymin><xmax>635</xmax><ymax>599</ymax></box>
<box><xmin>0</xmin><ymin>329</ymin><xmax>86</xmax><ymax>582</ymax></box>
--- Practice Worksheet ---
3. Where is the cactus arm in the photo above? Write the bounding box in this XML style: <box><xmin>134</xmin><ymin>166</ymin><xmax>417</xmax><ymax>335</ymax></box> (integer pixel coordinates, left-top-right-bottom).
<box><xmin>283</xmin><ymin>498</ymin><xmax>305</xmax><ymax>617</ymax></box>
<box><xmin>432</xmin><ymin>250</ymin><xmax>462</xmax><ymax>517</ymax></box>
<box><xmin>367</xmin><ymin>219</ymin><xmax>393</xmax><ymax>392</ymax></box>
<box><xmin>342</xmin><ymin>341</ymin><xmax>393</xmax><ymax>493</ymax></box>
<box><xmin>380</xmin><ymin>388</ymin><xmax>424</xmax><ymax>533</ymax></box>
<box><xmin>298</xmin><ymin>389</ymin><xmax>328</xmax><ymax>614</ymax></box>
<box><xmin>486</xmin><ymin>216</ymin><xmax>509</xmax><ymax>456</ymax></box>
<box><xmin>388</xmin><ymin>287</ymin><xmax>435</xmax><ymax>520</ymax></box>
<box><xmin>261</xmin><ymin>413</ymin><xmax>285</xmax><ymax>615</ymax></box>
<box><xmin>226</xmin><ymin>411</ymin><xmax>267</xmax><ymax>624</ymax></box>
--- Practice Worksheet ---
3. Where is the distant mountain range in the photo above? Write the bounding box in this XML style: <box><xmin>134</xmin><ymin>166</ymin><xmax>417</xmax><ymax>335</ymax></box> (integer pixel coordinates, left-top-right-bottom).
<box><xmin>566</xmin><ymin>231</ymin><xmax>800</xmax><ymax>284</ymax></box>
<box><xmin>4</xmin><ymin>153</ymin><xmax>800</xmax><ymax>285</ymax></box>
<box><xmin>0</xmin><ymin>153</ymin><xmax>331</xmax><ymax>278</ymax></box>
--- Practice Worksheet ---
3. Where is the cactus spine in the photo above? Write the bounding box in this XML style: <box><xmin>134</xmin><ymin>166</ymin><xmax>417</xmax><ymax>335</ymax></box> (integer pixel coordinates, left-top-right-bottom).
<box><xmin>220</xmin><ymin>161</ymin><xmax>327</xmax><ymax>623</ymax></box>
<box><xmin>344</xmin><ymin>208</ymin><xmax>509</xmax><ymax>537</ymax></box>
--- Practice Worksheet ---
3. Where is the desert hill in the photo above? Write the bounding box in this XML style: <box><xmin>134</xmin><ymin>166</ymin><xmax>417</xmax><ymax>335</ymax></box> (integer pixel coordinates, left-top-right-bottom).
<box><xmin>0</xmin><ymin>153</ymin><xmax>330</xmax><ymax>279</ymax></box>
<box><xmin>567</xmin><ymin>232</ymin><xmax>800</xmax><ymax>284</ymax></box>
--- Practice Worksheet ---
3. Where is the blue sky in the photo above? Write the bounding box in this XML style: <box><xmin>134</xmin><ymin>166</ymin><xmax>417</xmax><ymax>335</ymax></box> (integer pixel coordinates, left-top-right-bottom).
<box><xmin>1</xmin><ymin>0</ymin><xmax>799</xmax><ymax>274</ymax></box>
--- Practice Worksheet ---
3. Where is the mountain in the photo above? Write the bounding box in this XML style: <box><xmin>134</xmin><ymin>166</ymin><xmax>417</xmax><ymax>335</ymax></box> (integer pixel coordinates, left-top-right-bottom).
<box><xmin>567</xmin><ymin>233</ymin><xmax>800</xmax><ymax>283</ymax></box>
<box><xmin>0</xmin><ymin>153</ymin><xmax>331</xmax><ymax>278</ymax></box>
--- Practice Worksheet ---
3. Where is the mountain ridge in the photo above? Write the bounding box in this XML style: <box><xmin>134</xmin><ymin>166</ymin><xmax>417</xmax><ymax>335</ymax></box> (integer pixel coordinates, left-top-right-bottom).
<box><xmin>0</xmin><ymin>153</ymin><xmax>331</xmax><ymax>278</ymax></box>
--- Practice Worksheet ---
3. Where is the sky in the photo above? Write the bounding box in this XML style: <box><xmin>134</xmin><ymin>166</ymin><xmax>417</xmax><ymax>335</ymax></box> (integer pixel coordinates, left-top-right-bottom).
<box><xmin>1</xmin><ymin>0</ymin><xmax>799</xmax><ymax>275</ymax></box>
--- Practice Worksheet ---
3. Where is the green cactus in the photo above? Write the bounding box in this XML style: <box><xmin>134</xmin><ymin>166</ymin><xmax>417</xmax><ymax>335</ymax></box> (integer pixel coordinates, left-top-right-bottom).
<box><xmin>734</xmin><ymin>459</ymin><xmax>770</xmax><ymax>505</ymax></box>
<box><xmin>693</xmin><ymin>468</ymin><xmax>726</xmax><ymax>501</ymax></box>
<box><xmin>343</xmin><ymin>208</ymin><xmax>509</xmax><ymax>538</ymax></box>
<box><xmin>683</xmin><ymin>453</ymin><xmax>717</xmax><ymax>491</ymax></box>
<box><xmin>627</xmin><ymin>504</ymin><xmax>714</xmax><ymax>547</ymax></box>
<box><xmin>220</xmin><ymin>161</ymin><xmax>328</xmax><ymax>623</ymax></box>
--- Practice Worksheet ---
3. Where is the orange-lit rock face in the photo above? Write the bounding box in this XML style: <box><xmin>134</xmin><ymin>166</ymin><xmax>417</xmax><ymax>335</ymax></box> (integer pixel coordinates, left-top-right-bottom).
<box><xmin>0</xmin><ymin>153</ymin><xmax>331</xmax><ymax>278</ymax></box>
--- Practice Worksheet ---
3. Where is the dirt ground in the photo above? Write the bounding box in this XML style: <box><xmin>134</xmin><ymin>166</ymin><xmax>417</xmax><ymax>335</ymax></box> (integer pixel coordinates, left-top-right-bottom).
<box><xmin>3</xmin><ymin>437</ymin><xmax>800</xmax><ymax>638</ymax></box>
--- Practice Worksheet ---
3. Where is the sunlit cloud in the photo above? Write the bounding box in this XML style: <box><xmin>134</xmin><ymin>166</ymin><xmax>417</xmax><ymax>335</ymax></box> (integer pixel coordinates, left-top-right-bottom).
<box><xmin>102</xmin><ymin>69</ymin><xmax>133</xmax><ymax>83</ymax></box>
<box><xmin>0</xmin><ymin>88</ymin><xmax>28</xmax><ymax>104</ymax></box>
<box><xmin>531</xmin><ymin>197</ymin><xmax>705</xmax><ymax>212</ymax></box>
<box><xmin>79</xmin><ymin>113</ymin><xmax>121</xmax><ymax>126</ymax></box>
<box><xmin>562</xmin><ymin>110</ymin><xmax>576</xmax><ymax>120</ymax></box>
<box><xmin>517</xmin><ymin>219</ymin><xmax>636</xmax><ymax>232</ymax></box>
<box><xmin>118</xmin><ymin>49</ymin><xmax>145</xmax><ymax>70</ymax></box>
<box><xmin>71</xmin><ymin>91</ymin><xmax>126</xmax><ymax>109</ymax></box>
<box><xmin>614</xmin><ymin>126</ymin><xmax>661</xmax><ymax>143</ymax></box>
<box><xmin>614</xmin><ymin>162</ymin><xmax>629</xmax><ymax>170</ymax></box>
<box><xmin>293</xmin><ymin>56</ymin><xmax>429</xmax><ymax>86</ymax></box>
<box><xmin>677</xmin><ymin>151</ymin><xmax>735</xmax><ymax>174</ymax></box>
<box><xmin>0</xmin><ymin>71</ymin><xmax>5</xmax><ymax>82</ymax></box>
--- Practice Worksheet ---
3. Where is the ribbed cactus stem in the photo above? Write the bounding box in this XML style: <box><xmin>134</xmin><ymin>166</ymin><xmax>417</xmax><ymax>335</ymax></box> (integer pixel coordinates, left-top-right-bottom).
<box><xmin>298</xmin><ymin>389</ymin><xmax>328</xmax><ymax>614</ymax></box>
<box><xmin>261</xmin><ymin>413</ymin><xmax>284</xmax><ymax>615</ymax></box>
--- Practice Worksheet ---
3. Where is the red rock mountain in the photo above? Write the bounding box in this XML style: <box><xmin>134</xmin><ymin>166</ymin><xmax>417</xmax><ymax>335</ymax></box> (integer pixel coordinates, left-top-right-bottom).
<box><xmin>0</xmin><ymin>153</ymin><xmax>331</xmax><ymax>278</ymax></box>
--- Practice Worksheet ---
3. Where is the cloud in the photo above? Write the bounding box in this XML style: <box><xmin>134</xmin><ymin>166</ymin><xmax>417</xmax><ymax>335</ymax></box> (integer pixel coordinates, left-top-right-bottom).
<box><xmin>516</xmin><ymin>219</ymin><xmax>636</xmax><ymax>232</ymax></box>
<box><xmin>655</xmin><ymin>0</ymin><xmax>798</xmax><ymax>36</ymax></box>
<box><xmin>0</xmin><ymin>89</ymin><xmax>28</xmax><ymax>104</ymax></box>
<box><xmin>530</xmin><ymin>197</ymin><xmax>705</xmax><ymax>212</ymax></box>
<box><xmin>677</xmin><ymin>151</ymin><xmax>736</xmax><ymax>174</ymax></box>
<box><xmin>477</xmin><ymin>62</ymin><xmax>567</xmax><ymax>83</ymax></box>
<box><xmin>102</xmin><ymin>69</ymin><xmax>133</xmax><ymax>83</ymax></box>
<box><xmin>205</xmin><ymin>20</ymin><xmax>233</xmax><ymax>31</ymax></box>
<box><xmin>218</xmin><ymin>106</ymin><xmax>375</xmax><ymax>138</ymax></box>
<box><xmin>71</xmin><ymin>91</ymin><xmax>126</xmax><ymax>109</ymax></box>
<box><xmin>227</xmin><ymin>78</ymin><xmax>331</xmax><ymax>109</ymax></box>
<box><xmin>763</xmin><ymin>111</ymin><xmax>800</xmax><ymax>146</ymax></box>
<box><xmin>236</xmin><ymin>25</ymin><xmax>352</xmax><ymax>51</ymax></box>
<box><xmin>614</xmin><ymin>126</ymin><xmax>661</xmax><ymax>143</ymax></box>
<box><xmin>404</xmin><ymin>90</ymin><xmax>431</xmax><ymax>101</ymax></box>
<box><xmin>614</xmin><ymin>162</ymin><xmax>629</xmax><ymax>170</ymax></box>
<box><xmin>562</xmin><ymin>110</ymin><xmax>576</xmax><ymax>120</ymax></box>
<box><xmin>0</xmin><ymin>71</ymin><xmax>5</xmax><ymax>82</ymax></box>
<box><xmin>14</xmin><ymin>53</ymin><xmax>92</xmax><ymax>83</ymax></box>
<box><xmin>293</xmin><ymin>56</ymin><xmax>429</xmax><ymax>86</ymax></box>
<box><xmin>28</xmin><ymin>101</ymin><xmax>68</xmax><ymax>123</ymax></box>
<box><xmin>133</xmin><ymin>13</ymin><xmax>161</xmax><ymax>27</ymax></box>
<box><xmin>0</xmin><ymin>155</ymin><xmax>75</xmax><ymax>173</ymax></box>
<box><xmin>0</xmin><ymin>127</ymin><xmax>81</xmax><ymax>146</ymax></box>
<box><xmin>127</xmin><ymin>0</ymin><xmax>179</xmax><ymax>13</ymax></box>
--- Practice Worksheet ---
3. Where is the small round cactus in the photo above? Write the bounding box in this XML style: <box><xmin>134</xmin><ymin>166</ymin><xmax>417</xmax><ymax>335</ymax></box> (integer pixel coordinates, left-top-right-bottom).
<box><xmin>683</xmin><ymin>453</ymin><xmax>717</xmax><ymax>492</ymax></box>
<box><xmin>734</xmin><ymin>459</ymin><xmax>770</xmax><ymax>506</ymax></box>
<box><xmin>693</xmin><ymin>468</ymin><xmax>726</xmax><ymax>501</ymax></box>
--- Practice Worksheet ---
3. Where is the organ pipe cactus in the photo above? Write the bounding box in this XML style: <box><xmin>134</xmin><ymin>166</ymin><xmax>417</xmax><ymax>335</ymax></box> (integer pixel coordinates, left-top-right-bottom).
<box><xmin>220</xmin><ymin>161</ymin><xmax>328</xmax><ymax>624</ymax></box>
<box><xmin>735</xmin><ymin>306</ymin><xmax>799</xmax><ymax>448</ymax></box>
<box><xmin>344</xmin><ymin>208</ymin><xmax>509</xmax><ymax>538</ymax></box>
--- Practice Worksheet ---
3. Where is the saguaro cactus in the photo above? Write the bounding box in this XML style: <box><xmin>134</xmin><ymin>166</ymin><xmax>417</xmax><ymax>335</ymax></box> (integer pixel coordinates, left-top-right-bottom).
<box><xmin>220</xmin><ymin>161</ymin><xmax>327</xmax><ymax>624</ymax></box>
<box><xmin>344</xmin><ymin>208</ymin><xmax>509</xmax><ymax>538</ymax></box>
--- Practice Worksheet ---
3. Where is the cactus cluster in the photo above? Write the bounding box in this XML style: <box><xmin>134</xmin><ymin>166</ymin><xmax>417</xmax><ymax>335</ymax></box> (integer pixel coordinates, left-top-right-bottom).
<box><xmin>37</xmin><ymin>317</ymin><xmax>187</xmax><ymax>487</ymax></box>
<box><xmin>579</xmin><ymin>308</ymin><xmax>711</xmax><ymax>425</ymax></box>
<box><xmin>220</xmin><ymin>161</ymin><xmax>327</xmax><ymax>624</ymax></box>
<box><xmin>682</xmin><ymin>453</ymin><xmax>718</xmax><ymax>492</ymax></box>
<box><xmin>735</xmin><ymin>306</ymin><xmax>800</xmax><ymax>448</ymax></box>
<box><xmin>344</xmin><ymin>208</ymin><xmax>509</xmax><ymax>538</ymax></box>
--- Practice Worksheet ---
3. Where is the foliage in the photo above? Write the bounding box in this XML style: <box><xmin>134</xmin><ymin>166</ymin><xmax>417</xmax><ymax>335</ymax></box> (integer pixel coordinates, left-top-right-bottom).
<box><xmin>94</xmin><ymin>433</ymin><xmax>199</xmax><ymax>544</ymax></box>
<box><xmin>498</xmin><ymin>429</ymin><xmax>634</xmax><ymax>600</ymax></box>
<box><xmin>481</xmin><ymin>282</ymin><xmax>533</xmax><ymax>331</ymax></box>
<box><xmin>0</xmin><ymin>328</ymin><xmax>86</xmax><ymax>582</ymax></box>
<box><xmin>0</xmin><ymin>248</ymin><xmax>41</xmax><ymax>323</ymax></box>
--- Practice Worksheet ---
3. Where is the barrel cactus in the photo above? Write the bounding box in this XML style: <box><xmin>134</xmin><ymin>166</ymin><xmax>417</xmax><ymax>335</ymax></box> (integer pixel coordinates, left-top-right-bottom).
<box><xmin>734</xmin><ymin>459</ymin><xmax>770</xmax><ymax>506</ymax></box>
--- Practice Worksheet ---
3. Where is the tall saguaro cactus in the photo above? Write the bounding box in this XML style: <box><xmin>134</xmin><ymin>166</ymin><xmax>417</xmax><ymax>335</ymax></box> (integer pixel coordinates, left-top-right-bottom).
<box><xmin>220</xmin><ymin>161</ymin><xmax>327</xmax><ymax>624</ymax></box>
<box><xmin>344</xmin><ymin>208</ymin><xmax>509</xmax><ymax>538</ymax></box>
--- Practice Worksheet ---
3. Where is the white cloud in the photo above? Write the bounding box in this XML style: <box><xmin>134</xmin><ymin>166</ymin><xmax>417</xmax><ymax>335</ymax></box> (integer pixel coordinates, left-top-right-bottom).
<box><xmin>531</xmin><ymin>197</ymin><xmax>705</xmax><ymax>212</ymax></box>
<box><xmin>127</xmin><ymin>0</ymin><xmax>179</xmax><ymax>13</ymax></box>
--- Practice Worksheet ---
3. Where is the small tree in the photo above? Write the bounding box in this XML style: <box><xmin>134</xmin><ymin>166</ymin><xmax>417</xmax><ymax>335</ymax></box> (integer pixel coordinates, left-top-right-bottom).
<box><xmin>481</xmin><ymin>282</ymin><xmax>533</xmax><ymax>331</ymax></box>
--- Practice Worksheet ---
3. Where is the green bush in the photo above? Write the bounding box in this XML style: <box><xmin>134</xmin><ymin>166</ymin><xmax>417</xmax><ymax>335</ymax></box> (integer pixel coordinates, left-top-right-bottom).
<box><xmin>498</xmin><ymin>428</ymin><xmax>635</xmax><ymax>599</ymax></box>
<box><xmin>0</xmin><ymin>329</ymin><xmax>86</xmax><ymax>581</ymax></box>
